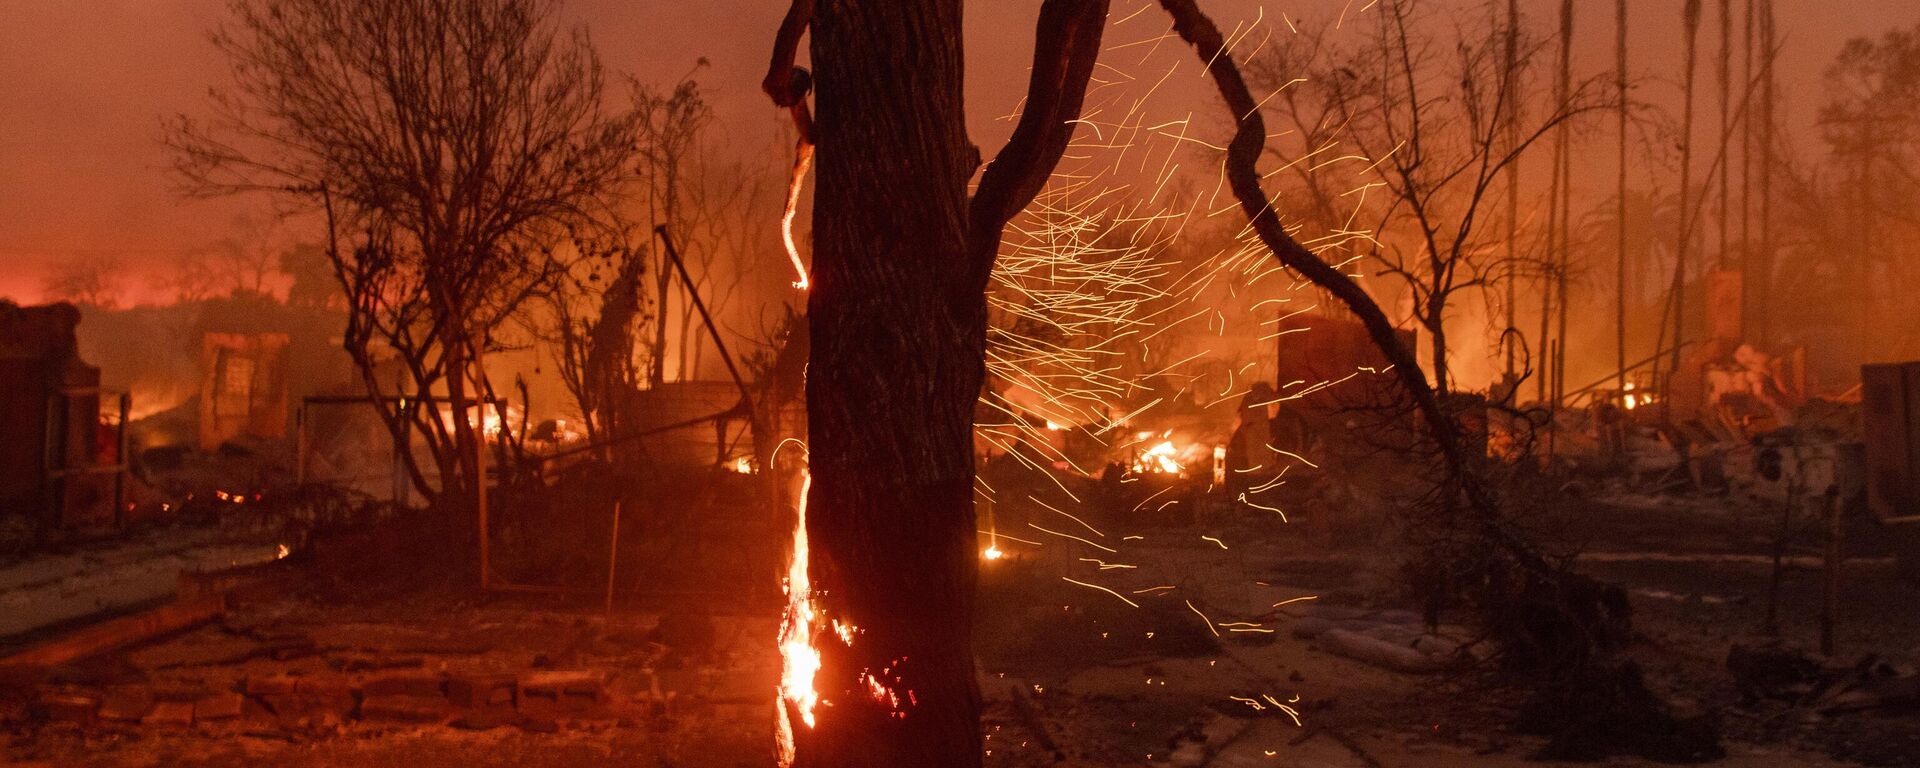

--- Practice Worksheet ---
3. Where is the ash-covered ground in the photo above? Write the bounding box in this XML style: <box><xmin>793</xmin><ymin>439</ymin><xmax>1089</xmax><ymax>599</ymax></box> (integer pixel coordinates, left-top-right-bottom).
<box><xmin>4</xmin><ymin>477</ymin><xmax>1915</xmax><ymax>768</ymax></box>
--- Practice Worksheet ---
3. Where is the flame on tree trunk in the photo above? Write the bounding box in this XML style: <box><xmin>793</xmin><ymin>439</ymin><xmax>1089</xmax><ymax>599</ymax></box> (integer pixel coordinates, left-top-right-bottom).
<box><xmin>764</xmin><ymin>0</ymin><xmax>1106</xmax><ymax>764</ymax></box>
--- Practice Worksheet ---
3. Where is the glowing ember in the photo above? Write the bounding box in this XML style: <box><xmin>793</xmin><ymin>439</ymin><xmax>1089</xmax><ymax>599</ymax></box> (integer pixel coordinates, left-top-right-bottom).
<box><xmin>436</xmin><ymin>404</ymin><xmax>517</xmax><ymax>439</ymax></box>
<box><xmin>1621</xmin><ymin>382</ymin><xmax>1654</xmax><ymax>411</ymax></box>
<box><xmin>982</xmin><ymin>545</ymin><xmax>1005</xmax><ymax>561</ymax></box>
<box><xmin>781</xmin><ymin>143</ymin><xmax>814</xmax><ymax>290</ymax></box>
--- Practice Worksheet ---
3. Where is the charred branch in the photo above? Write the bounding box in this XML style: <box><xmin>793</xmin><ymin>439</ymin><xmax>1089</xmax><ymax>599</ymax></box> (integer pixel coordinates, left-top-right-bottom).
<box><xmin>966</xmin><ymin>0</ymin><xmax>1110</xmax><ymax>284</ymax></box>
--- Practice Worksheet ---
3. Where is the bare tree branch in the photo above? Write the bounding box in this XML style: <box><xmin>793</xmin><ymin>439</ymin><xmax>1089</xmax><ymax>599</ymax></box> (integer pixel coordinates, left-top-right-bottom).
<box><xmin>966</xmin><ymin>0</ymin><xmax>1110</xmax><ymax>281</ymax></box>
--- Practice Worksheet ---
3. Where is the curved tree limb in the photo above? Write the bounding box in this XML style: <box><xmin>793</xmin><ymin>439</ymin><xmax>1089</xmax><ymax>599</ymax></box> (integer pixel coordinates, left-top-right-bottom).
<box><xmin>762</xmin><ymin>0</ymin><xmax>815</xmax><ymax>108</ymax></box>
<box><xmin>1144</xmin><ymin>19</ymin><xmax>1680</xmax><ymax>732</ymax></box>
<box><xmin>762</xmin><ymin>0</ymin><xmax>816</xmax><ymax>144</ymax></box>
<box><xmin>1156</xmin><ymin>0</ymin><xmax>1568</xmax><ymax>566</ymax></box>
<box><xmin>1153</xmin><ymin>0</ymin><xmax>1468</xmax><ymax>472</ymax></box>
<box><xmin>966</xmin><ymin>0</ymin><xmax>1110</xmax><ymax>285</ymax></box>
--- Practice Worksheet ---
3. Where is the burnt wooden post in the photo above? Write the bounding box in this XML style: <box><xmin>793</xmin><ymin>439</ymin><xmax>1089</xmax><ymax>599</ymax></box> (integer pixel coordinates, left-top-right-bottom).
<box><xmin>1821</xmin><ymin>485</ymin><xmax>1842</xmax><ymax>656</ymax></box>
<box><xmin>114</xmin><ymin>392</ymin><xmax>130</xmax><ymax>527</ymax></box>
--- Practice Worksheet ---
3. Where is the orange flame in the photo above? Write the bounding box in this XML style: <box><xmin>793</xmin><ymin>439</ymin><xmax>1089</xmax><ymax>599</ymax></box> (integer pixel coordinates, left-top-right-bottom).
<box><xmin>781</xmin><ymin>143</ymin><xmax>814</xmax><ymax>290</ymax></box>
<box><xmin>1134</xmin><ymin>439</ymin><xmax>1183</xmax><ymax>475</ymax></box>
<box><xmin>776</xmin><ymin>472</ymin><xmax>819</xmax><ymax>766</ymax></box>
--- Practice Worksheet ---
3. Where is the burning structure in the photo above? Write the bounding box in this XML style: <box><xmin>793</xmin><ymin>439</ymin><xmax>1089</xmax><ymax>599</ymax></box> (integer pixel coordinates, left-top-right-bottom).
<box><xmin>0</xmin><ymin>302</ymin><xmax>120</xmax><ymax>534</ymax></box>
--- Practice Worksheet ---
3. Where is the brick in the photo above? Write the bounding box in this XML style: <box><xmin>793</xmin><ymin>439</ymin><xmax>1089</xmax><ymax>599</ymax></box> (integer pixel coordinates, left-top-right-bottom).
<box><xmin>143</xmin><ymin>700</ymin><xmax>194</xmax><ymax>728</ymax></box>
<box><xmin>518</xmin><ymin>671</ymin><xmax>604</xmax><ymax>702</ymax></box>
<box><xmin>244</xmin><ymin>675</ymin><xmax>299</xmax><ymax>696</ymax></box>
<box><xmin>98</xmin><ymin>688</ymin><xmax>155</xmax><ymax>722</ymax></box>
<box><xmin>447</xmin><ymin>673</ymin><xmax>516</xmax><ymax>710</ymax></box>
<box><xmin>39</xmin><ymin>693</ymin><xmax>98</xmax><ymax>726</ymax></box>
<box><xmin>333</xmin><ymin>654</ymin><xmax>422</xmax><ymax>672</ymax></box>
<box><xmin>294</xmin><ymin>677</ymin><xmax>355</xmax><ymax>698</ymax></box>
<box><xmin>518</xmin><ymin>671</ymin><xmax>606</xmax><ymax>719</ymax></box>
<box><xmin>361</xmin><ymin>673</ymin><xmax>445</xmax><ymax>699</ymax></box>
<box><xmin>194</xmin><ymin>692</ymin><xmax>244</xmax><ymax>721</ymax></box>
<box><xmin>270</xmin><ymin>641</ymin><xmax>320</xmax><ymax>661</ymax></box>
<box><xmin>359</xmin><ymin>694</ymin><xmax>452</xmax><ymax>724</ymax></box>
<box><xmin>265</xmin><ymin>677</ymin><xmax>360</xmax><ymax>725</ymax></box>
<box><xmin>450</xmin><ymin>710</ymin><xmax>516</xmax><ymax>731</ymax></box>
<box><xmin>515</xmin><ymin>714</ymin><xmax>560</xmax><ymax>734</ymax></box>
<box><xmin>259</xmin><ymin>694</ymin><xmax>314</xmax><ymax>724</ymax></box>
<box><xmin>150</xmin><ymin>684</ymin><xmax>206</xmax><ymax>703</ymax></box>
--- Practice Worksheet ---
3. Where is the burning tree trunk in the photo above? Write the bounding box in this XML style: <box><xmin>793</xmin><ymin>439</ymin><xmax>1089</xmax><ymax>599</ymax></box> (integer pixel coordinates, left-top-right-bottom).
<box><xmin>764</xmin><ymin>0</ymin><xmax>1105</xmax><ymax>764</ymax></box>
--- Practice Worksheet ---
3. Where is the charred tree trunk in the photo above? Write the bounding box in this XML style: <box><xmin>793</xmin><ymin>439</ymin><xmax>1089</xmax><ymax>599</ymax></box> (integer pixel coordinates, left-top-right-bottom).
<box><xmin>775</xmin><ymin>1</ymin><xmax>1105</xmax><ymax>764</ymax></box>
<box><xmin>803</xmin><ymin>3</ymin><xmax>984</xmax><ymax>763</ymax></box>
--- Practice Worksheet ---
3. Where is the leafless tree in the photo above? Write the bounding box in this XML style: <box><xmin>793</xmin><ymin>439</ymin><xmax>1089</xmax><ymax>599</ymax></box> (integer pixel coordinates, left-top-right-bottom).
<box><xmin>169</xmin><ymin>0</ymin><xmax>642</xmax><ymax>523</ymax></box>
<box><xmin>1817</xmin><ymin>22</ymin><xmax>1920</xmax><ymax>344</ymax></box>
<box><xmin>540</xmin><ymin>231</ymin><xmax>647</xmax><ymax>444</ymax></box>
<box><xmin>41</xmin><ymin>253</ymin><xmax>126</xmax><ymax>309</ymax></box>
<box><xmin>667</xmin><ymin>147</ymin><xmax>775</xmax><ymax>382</ymax></box>
<box><xmin>1158</xmin><ymin>0</ymin><xmax>1722</xmax><ymax>761</ymax></box>
<box><xmin>632</xmin><ymin>77</ymin><xmax>707</xmax><ymax>387</ymax></box>
<box><xmin>280</xmin><ymin>241</ymin><xmax>339</xmax><ymax>309</ymax></box>
<box><xmin>537</xmin><ymin>73</ymin><xmax>775</xmax><ymax>443</ymax></box>
<box><xmin>157</xmin><ymin>247</ymin><xmax>222</xmax><ymax>304</ymax></box>
<box><xmin>1251</xmin><ymin>0</ymin><xmax>1609</xmax><ymax>398</ymax></box>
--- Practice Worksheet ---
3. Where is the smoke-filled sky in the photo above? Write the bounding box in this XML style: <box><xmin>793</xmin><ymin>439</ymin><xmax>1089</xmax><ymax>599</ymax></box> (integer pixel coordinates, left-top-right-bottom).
<box><xmin>1</xmin><ymin>0</ymin><xmax>1912</xmax><ymax>304</ymax></box>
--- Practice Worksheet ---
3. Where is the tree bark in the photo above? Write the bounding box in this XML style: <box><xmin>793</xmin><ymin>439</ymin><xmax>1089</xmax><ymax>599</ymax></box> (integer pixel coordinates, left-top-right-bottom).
<box><xmin>799</xmin><ymin>1</ymin><xmax>984</xmax><ymax>764</ymax></box>
<box><xmin>782</xmin><ymin>0</ymin><xmax>1106</xmax><ymax>763</ymax></box>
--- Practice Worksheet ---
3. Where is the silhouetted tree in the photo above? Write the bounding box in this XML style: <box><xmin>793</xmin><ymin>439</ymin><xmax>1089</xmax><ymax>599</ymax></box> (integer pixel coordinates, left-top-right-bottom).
<box><xmin>1251</xmin><ymin>0</ymin><xmax>1608</xmax><ymax>396</ymax></box>
<box><xmin>41</xmin><ymin>253</ymin><xmax>125</xmax><ymax>309</ymax></box>
<box><xmin>170</xmin><ymin>0</ymin><xmax>641</xmax><ymax>524</ymax></box>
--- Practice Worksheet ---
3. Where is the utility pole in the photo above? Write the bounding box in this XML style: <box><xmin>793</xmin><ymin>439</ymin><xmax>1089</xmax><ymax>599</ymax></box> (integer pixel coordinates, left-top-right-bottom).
<box><xmin>1669</xmin><ymin>0</ymin><xmax>1702</xmax><ymax>412</ymax></box>
<box><xmin>1741</xmin><ymin>0</ymin><xmax>1755</xmax><ymax>330</ymax></box>
<box><xmin>1547</xmin><ymin>0</ymin><xmax>1574</xmax><ymax>406</ymax></box>
<box><xmin>1555</xmin><ymin>0</ymin><xmax>1574</xmax><ymax>406</ymax></box>
<box><xmin>1757</xmin><ymin>0</ymin><xmax>1775</xmax><ymax>347</ymax></box>
<box><xmin>1717</xmin><ymin>0</ymin><xmax>1732</xmax><ymax>271</ymax></box>
<box><xmin>1504</xmin><ymin>0</ymin><xmax>1521</xmax><ymax>389</ymax></box>
<box><xmin>1616</xmin><ymin>0</ymin><xmax>1629</xmax><ymax>399</ymax></box>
